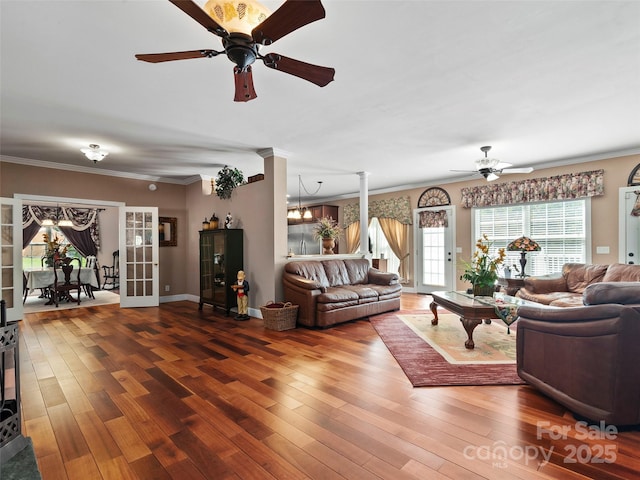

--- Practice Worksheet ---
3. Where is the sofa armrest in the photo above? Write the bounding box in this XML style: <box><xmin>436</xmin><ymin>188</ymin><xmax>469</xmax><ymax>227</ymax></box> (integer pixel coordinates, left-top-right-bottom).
<box><xmin>521</xmin><ymin>274</ymin><xmax>567</xmax><ymax>294</ymax></box>
<box><xmin>368</xmin><ymin>268</ymin><xmax>399</xmax><ymax>285</ymax></box>
<box><xmin>583</xmin><ymin>282</ymin><xmax>640</xmax><ymax>306</ymax></box>
<box><xmin>282</xmin><ymin>273</ymin><xmax>326</xmax><ymax>292</ymax></box>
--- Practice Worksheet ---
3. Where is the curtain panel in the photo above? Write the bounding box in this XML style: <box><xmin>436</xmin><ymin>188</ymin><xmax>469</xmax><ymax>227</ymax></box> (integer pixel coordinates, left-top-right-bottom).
<box><xmin>418</xmin><ymin>210</ymin><xmax>448</xmax><ymax>228</ymax></box>
<box><xmin>460</xmin><ymin>169</ymin><xmax>605</xmax><ymax>208</ymax></box>
<box><xmin>23</xmin><ymin>205</ymin><xmax>102</xmax><ymax>251</ymax></box>
<box><xmin>343</xmin><ymin>196</ymin><xmax>413</xmax><ymax>226</ymax></box>
<box><xmin>632</xmin><ymin>191</ymin><xmax>640</xmax><ymax>217</ymax></box>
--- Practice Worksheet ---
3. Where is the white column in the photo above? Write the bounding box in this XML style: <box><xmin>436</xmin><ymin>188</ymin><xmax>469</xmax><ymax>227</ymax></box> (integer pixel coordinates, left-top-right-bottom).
<box><xmin>357</xmin><ymin>171</ymin><xmax>370</xmax><ymax>255</ymax></box>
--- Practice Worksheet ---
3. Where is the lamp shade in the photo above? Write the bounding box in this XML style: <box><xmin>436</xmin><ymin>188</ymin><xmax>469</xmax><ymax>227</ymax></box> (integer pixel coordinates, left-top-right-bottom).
<box><xmin>203</xmin><ymin>0</ymin><xmax>271</xmax><ymax>36</ymax></box>
<box><xmin>507</xmin><ymin>236</ymin><xmax>541</xmax><ymax>252</ymax></box>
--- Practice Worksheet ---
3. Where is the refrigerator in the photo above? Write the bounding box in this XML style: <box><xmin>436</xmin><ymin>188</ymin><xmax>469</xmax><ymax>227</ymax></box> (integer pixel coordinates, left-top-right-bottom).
<box><xmin>287</xmin><ymin>223</ymin><xmax>321</xmax><ymax>255</ymax></box>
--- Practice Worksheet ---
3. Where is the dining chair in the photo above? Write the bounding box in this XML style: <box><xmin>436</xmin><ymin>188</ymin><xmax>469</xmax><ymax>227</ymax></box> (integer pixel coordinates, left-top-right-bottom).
<box><xmin>102</xmin><ymin>250</ymin><xmax>119</xmax><ymax>290</ymax></box>
<box><xmin>83</xmin><ymin>255</ymin><xmax>97</xmax><ymax>298</ymax></box>
<box><xmin>23</xmin><ymin>272</ymin><xmax>29</xmax><ymax>304</ymax></box>
<box><xmin>51</xmin><ymin>257</ymin><xmax>82</xmax><ymax>307</ymax></box>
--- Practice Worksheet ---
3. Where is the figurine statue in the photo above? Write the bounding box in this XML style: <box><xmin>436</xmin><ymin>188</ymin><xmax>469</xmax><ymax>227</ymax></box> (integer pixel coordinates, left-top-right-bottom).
<box><xmin>224</xmin><ymin>212</ymin><xmax>233</xmax><ymax>229</ymax></box>
<box><xmin>231</xmin><ymin>270</ymin><xmax>250</xmax><ymax>320</ymax></box>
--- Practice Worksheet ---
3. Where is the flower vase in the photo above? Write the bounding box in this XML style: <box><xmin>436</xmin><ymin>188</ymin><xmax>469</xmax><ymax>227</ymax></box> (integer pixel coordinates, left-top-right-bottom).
<box><xmin>322</xmin><ymin>238</ymin><xmax>335</xmax><ymax>254</ymax></box>
<box><xmin>473</xmin><ymin>284</ymin><xmax>495</xmax><ymax>297</ymax></box>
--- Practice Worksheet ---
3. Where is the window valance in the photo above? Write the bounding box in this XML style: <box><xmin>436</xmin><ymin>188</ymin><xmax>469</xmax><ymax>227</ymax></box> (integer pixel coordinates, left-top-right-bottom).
<box><xmin>460</xmin><ymin>169</ymin><xmax>604</xmax><ymax>208</ymax></box>
<box><xmin>419</xmin><ymin>210</ymin><xmax>448</xmax><ymax>228</ymax></box>
<box><xmin>344</xmin><ymin>196</ymin><xmax>412</xmax><ymax>226</ymax></box>
<box><xmin>23</xmin><ymin>206</ymin><xmax>98</xmax><ymax>231</ymax></box>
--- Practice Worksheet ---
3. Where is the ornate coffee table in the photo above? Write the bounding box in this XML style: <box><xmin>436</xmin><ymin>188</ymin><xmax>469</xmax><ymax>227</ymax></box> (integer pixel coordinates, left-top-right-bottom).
<box><xmin>429</xmin><ymin>291</ymin><xmax>525</xmax><ymax>349</ymax></box>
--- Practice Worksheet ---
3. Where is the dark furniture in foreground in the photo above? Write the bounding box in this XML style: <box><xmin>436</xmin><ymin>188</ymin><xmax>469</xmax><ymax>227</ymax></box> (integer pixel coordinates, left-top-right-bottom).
<box><xmin>282</xmin><ymin>258</ymin><xmax>401</xmax><ymax>328</ymax></box>
<box><xmin>517</xmin><ymin>282</ymin><xmax>640</xmax><ymax>425</ymax></box>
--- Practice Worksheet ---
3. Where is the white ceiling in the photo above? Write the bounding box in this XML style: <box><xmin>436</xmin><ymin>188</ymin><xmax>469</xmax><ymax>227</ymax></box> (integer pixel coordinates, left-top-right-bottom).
<box><xmin>2</xmin><ymin>0</ymin><xmax>639</xmax><ymax>203</ymax></box>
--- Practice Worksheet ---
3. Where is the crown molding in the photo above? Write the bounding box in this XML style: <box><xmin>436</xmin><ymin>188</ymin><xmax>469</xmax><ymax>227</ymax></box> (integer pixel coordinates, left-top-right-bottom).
<box><xmin>0</xmin><ymin>155</ymin><xmax>191</xmax><ymax>185</ymax></box>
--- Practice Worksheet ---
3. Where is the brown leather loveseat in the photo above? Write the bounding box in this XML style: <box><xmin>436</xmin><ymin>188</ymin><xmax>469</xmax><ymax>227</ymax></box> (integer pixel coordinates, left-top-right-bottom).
<box><xmin>516</xmin><ymin>263</ymin><xmax>640</xmax><ymax>307</ymax></box>
<box><xmin>282</xmin><ymin>258</ymin><xmax>402</xmax><ymax>328</ymax></box>
<box><xmin>516</xmin><ymin>282</ymin><xmax>640</xmax><ymax>425</ymax></box>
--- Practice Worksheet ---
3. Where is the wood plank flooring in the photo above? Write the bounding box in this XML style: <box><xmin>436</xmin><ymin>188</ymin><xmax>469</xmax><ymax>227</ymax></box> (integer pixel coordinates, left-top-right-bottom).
<box><xmin>17</xmin><ymin>294</ymin><xmax>640</xmax><ymax>479</ymax></box>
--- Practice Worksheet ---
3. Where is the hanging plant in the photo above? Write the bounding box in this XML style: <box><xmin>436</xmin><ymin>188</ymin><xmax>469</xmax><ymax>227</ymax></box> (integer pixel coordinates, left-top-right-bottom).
<box><xmin>214</xmin><ymin>165</ymin><xmax>245</xmax><ymax>200</ymax></box>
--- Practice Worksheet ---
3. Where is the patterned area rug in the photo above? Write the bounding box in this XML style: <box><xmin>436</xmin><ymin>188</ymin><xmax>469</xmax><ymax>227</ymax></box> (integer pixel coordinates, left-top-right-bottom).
<box><xmin>370</xmin><ymin>310</ymin><xmax>525</xmax><ymax>387</ymax></box>
<box><xmin>398</xmin><ymin>313</ymin><xmax>516</xmax><ymax>364</ymax></box>
<box><xmin>23</xmin><ymin>289</ymin><xmax>119</xmax><ymax>313</ymax></box>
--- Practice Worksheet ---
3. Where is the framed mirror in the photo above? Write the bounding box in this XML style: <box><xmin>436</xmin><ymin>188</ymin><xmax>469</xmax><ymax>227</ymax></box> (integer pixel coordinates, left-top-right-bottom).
<box><xmin>159</xmin><ymin>216</ymin><xmax>177</xmax><ymax>247</ymax></box>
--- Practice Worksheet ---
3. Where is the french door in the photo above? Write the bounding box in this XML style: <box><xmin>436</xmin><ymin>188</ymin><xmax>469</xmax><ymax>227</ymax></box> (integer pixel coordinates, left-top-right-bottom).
<box><xmin>119</xmin><ymin>206</ymin><xmax>159</xmax><ymax>308</ymax></box>
<box><xmin>415</xmin><ymin>206</ymin><xmax>456</xmax><ymax>293</ymax></box>
<box><xmin>620</xmin><ymin>187</ymin><xmax>640</xmax><ymax>264</ymax></box>
<box><xmin>0</xmin><ymin>198</ymin><xmax>23</xmax><ymax>322</ymax></box>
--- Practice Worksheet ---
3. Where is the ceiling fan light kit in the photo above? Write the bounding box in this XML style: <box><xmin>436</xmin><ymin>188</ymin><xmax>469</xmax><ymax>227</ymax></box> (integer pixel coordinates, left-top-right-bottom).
<box><xmin>135</xmin><ymin>0</ymin><xmax>335</xmax><ymax>102</ymax></box>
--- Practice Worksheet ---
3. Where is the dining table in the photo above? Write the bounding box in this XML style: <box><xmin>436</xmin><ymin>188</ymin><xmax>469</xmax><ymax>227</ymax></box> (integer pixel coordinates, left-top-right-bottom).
<box><xmin>25</xmin><ymin>267</ymin><xmax>99</xmax><ymax>303</ymax></box>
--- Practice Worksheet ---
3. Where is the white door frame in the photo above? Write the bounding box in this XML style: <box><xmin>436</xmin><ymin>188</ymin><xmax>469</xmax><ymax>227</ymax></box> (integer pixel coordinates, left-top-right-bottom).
<box><xmin>414</xmin><ymin>205</ymin><xmax>456</xmax><ymax>293</ymax></box>
<box><xmin>0</xmin><ymin>197</ymin><xmax>23</xmax><ymax>322</ymax></box>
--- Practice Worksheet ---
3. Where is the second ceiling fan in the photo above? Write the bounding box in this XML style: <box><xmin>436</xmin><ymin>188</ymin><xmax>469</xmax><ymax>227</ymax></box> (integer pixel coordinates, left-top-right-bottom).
<box><xmin>135</xmin><ymin>0</ymin><xmax>335</xmax><ymax>102</ymax></box>
<box><xmin>452</xmin><ymin>146</ymin><xmax>534</xmax><ymax>181</ymax></box>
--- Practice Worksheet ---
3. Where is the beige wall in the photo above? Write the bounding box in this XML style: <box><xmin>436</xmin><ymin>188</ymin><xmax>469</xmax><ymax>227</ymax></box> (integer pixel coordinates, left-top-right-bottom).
<box><xmin>3</xmin><ymin>153</ymin><xmax>637</xmax><ymax>304</ymax></box>
<box><xmin>332</xmin><ymin>153</ymin><xmax>639</xmax><ymax>289</ymax></box>
<box><xmin>1</xmin><ymin>162</ymin><xmax>188</xmax><ymax>297</ymax></box>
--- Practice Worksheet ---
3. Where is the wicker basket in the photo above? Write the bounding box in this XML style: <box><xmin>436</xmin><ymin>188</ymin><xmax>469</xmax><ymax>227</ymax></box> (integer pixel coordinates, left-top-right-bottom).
<box><xmin>260</xmin><ymin>301</ymin><xmax>298</xmax><ymax>331</ymax></box>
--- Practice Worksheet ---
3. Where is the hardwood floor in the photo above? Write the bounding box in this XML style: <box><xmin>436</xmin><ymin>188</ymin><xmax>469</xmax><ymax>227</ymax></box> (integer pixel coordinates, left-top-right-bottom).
<box><xmin>17</xmin><ymin>294</ymin><xmax>640</xmax><ymax>479</ymax></box>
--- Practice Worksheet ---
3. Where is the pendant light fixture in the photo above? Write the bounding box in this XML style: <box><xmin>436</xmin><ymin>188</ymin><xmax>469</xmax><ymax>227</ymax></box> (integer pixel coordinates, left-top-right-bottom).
<box><xmin>287</xmin><ymin>175</ymin><xmax>322</xmax><ymax>219</ymax></box>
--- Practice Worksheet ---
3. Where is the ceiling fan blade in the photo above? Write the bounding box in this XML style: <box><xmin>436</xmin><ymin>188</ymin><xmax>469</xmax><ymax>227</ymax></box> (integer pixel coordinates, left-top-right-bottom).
<box><xmin>494</xmin><ymin>162</ymin><xmax>512</xmax><ymax>169</ymax></box>
<box><xmin>233</xmin><ymin>66</ymin><xmax>257</xmax><ymax>102</ymax></box>
<box><xmin>262</xmin><ymin>53</ymin><xmax>334</xmax><ymax>87</ymax></box>
<box><xmin>169</xmin><ymin>0</ymin><xmax>228</xmax><ymax>37</ymax></box>
<box><xmin>135</xmin><ymin>50</ymin><xmax>219</xmax><ymax>63</ymax></box>
<box><xmin>252</xmin><ymin>0</ymin><xmax>326</xmax><ymax>45</ymax></box>
<box><xmin>502</xmin><ymin>167</ymin><xmax>534</xmax><ymax>174</ymax></box>
<box><xmin>486</xmin><ymin>172</ymin><xmax>500</xmax><ymax>181</ymax></box>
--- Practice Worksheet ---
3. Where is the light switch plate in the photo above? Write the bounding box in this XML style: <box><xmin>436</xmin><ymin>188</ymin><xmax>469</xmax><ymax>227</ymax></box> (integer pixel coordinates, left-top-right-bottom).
<box><xmin>596</xmin><ymin>246</ymin><xmax>610</xmax><ymax>254</ymax></box>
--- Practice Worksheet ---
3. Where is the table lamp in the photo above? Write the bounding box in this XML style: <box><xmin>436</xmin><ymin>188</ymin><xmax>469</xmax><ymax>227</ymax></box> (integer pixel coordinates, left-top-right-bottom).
<box><xmin>507</xmin><ymin>236</ymin><xmax>541</xmax><ymax>277</ymax></box>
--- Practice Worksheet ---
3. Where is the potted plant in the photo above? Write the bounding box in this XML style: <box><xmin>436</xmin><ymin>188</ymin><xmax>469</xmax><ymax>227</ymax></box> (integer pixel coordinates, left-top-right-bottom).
<box><xmin>312</xmin><ymin>216</ymin><xmax>343</xmax><ymax>254</ymax></box>
<box><xmin>459</xmin><ymin>234</ymin><xmax>506</xmax><ymax>296</ymax></box>
<box><xmin>214</xmin><ymin>165</ymin><xmax>245</xmax><ymax>200</ymax></box>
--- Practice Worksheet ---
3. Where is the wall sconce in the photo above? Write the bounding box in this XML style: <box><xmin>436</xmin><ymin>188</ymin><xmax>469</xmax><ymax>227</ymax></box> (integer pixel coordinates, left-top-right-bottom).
<box><xmin>81</xmin><ymin>144</ymin><xmax>109</xmax><ymax>163</ymax></box>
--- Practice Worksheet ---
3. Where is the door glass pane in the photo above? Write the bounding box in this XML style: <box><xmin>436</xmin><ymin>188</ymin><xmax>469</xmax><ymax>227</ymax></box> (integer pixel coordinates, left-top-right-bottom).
<box><xmin>422</xmin><ymin>227</ymin><xmax>445</xmax><ymax>287</ymax></box>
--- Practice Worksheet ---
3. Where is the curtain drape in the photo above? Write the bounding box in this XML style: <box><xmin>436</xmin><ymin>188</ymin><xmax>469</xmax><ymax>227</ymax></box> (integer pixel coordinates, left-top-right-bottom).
<box><xmin>460</xmin><ymin>169</ymin><xmax>605</xmax><ymax>208</ymax></box>
<box><xmin>345</xmin><ymin>221</ymin><xmax>361</xmax><ymax>254</ymax></box>
<box><xmin>23</xmin><ymin>221</ymin><xmax>41</xmax><ymax>249</ymax></box>
<box><xmin>23</xmin><ymin>206</ymin><xmax>101</xmax><ymax>265</ymax></box>
<box><xmin>377</xmin><ymin>217</ymin><xmax>410</xmax><ymax>282</ymax></box>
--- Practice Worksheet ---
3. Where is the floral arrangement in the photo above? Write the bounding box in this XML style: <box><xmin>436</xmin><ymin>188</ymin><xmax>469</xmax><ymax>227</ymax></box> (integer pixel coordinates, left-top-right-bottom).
<box><xmin>460</xmin><ymin>234</ymin><xmax>506</xmax><ymax>288</ymax></box>
<box><xmin>312</xmin><ymin>216</ymin><xmax>343</xmax><ymax>240</ymax></box>
<box><xmin>42</xmin><ymin>233</ymin><xmax>68</xmax><ymax>265</ymax></box>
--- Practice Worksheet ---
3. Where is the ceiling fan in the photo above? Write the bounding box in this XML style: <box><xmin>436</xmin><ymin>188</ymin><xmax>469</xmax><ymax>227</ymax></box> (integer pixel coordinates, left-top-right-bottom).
<box><xmin>135</xmin><ymin>0</ymin><xmax>335</xmax><ymax>102</ymax></box>
<box><xmin>452</xmin><ymin>146</ymin><xmax>534</xmax><ymax>181</ymax></box>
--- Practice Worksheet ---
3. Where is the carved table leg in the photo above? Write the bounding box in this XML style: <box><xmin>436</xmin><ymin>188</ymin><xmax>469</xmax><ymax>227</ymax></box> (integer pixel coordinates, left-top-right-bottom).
<box><xmin>460</xmin><ymin>316</ymin><xmax>482</xmax><ymax>349</ymax></box>
<box><xmin>430</xmin><ymin>301</ymin><xmax>439</xmax><ymax>325</ymax></box>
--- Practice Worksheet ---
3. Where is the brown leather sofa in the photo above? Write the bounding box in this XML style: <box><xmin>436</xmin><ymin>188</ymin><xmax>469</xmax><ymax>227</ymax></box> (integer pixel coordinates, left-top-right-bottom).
<box><xmin>515</xmin><ymin>263</ymin><xmax>640</xmax><ymax>307</ymax></box>
<box><xmin>282</xmin><ymin>258</ymin><xmax>402</xmax><ymax>328</ymax></box>
<box><xmin>517</xmin><ymin>282</ymin><xmax>640</xmax><ymax>425</ymax></box>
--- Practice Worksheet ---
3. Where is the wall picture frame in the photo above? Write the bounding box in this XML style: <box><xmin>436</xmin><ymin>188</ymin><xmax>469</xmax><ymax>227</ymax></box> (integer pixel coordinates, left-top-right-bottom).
<box><xmin>159</xmin><ymin>216</ymin><xmax>177</xmax><ymax>247</ymax></box>
<box><xmin>628</xmin><ymin>163</ymin><xmax>640</xmax><ymax>186</ymax></box>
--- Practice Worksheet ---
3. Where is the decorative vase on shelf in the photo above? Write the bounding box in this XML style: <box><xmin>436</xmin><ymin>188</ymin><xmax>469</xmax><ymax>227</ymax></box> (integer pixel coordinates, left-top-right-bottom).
<box><xmin>473</xmin><ymin>284</ymin><xmax>495</xmax><ymax>297</ymax></box>
<box><xmin>322</xmin><ymin>238</ymin><xmax>335</xmax><ymax>255</ymax></box>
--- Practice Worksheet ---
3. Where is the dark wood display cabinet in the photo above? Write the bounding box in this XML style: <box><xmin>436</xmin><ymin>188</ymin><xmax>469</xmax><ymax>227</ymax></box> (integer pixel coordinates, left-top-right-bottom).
<box><xmin>199</xmin><ymin>229</ymin><xmax>243</xmax><ymax>315</ymax></box>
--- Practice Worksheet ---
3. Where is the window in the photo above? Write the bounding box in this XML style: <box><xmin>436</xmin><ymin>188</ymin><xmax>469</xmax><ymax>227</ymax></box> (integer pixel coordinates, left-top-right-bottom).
<box><xmin>473</xmin><ymin>199</ymin><xmax>589</xmax><ymax>276</ymax></box>
<box><xmin>22</xmin><ymin>226</ymin><xmax>79</xmax><ymax>269</ymax></box>
<box><xmin>368</xmin><ymin>217</ymin><xmax>400</xmax><ymax>274</ymax></box>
